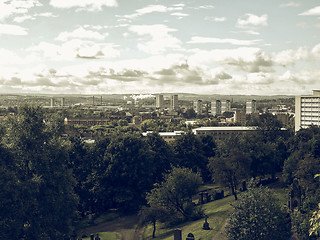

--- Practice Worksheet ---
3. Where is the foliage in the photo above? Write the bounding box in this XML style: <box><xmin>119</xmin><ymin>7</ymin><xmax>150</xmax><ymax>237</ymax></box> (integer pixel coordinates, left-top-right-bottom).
<box><xmin>144</xmin><ymin>132</ymin><xmax>175</xmax><ymax>183</ymax></box>
<box><xmin>309</xmin><ymin>174</ymin><xmax>320</xmax><ymax>238</ymax></box>
<box><xmin>225</xmin><ymin>185</ymin><xmax>291</xmax><ymax>240</ymax></box>
<box><xmin>103</xmin><ymin>133</ymin><xmax>155</xmax><ymax>211</ymax></box>
<box><xmin>209</xmin><ymin>149</ymin><xmax>249</xmax><ymax>200</ymax></box>
<box><xmin>173</xmin><ymin>132</ymin><xmax>210</xmax><ymax>181</ymax></box>
<box><xmin>138</xmin><ymin>205</ymin><xmax>169</xmax><ymax>238</ymax></box>
<box><xmin>184</xmin><ymin>108</ymin><xmax>197</xmax><ymax>119</ymax></box>
<box><xmin>146</xmin><ymin>167</ymin><xmax>203</xmax><ymax>221</ymax></box>
<box><xmin>1</xmin><ymin>105</ymin><xmax>78</xmax><ymax>239</ymax></box>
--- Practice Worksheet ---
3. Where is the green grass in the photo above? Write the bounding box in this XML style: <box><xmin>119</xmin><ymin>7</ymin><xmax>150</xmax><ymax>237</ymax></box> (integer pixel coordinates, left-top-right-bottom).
<box><xmin>142</xmin><ymin>195</ymin><xmax>235</xmax><ymax>240</ymax></box>
<box><xmin>142</xmin><ymin>185</ymin><xmax>289</xmax><ymax>240</ymax></box>
<box><xmin>82</xmin><ymin>232</ymin><xmax>120</xmax><ymax>240</ymax></box>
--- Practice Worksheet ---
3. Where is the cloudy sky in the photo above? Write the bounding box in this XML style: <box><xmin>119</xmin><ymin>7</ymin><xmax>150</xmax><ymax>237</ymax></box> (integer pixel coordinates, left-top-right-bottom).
<box><xmin>0</xmin><ymin>0</ymin><xmax>320</xmax><ymax>95</ymax></box>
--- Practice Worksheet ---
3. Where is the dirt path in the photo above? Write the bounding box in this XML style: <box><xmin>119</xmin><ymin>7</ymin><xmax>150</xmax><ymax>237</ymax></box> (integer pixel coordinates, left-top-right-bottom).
<box><xmin>78</xmin><ymin>215</ymin><xmax>144</xmax><ymax>240</ymax></box>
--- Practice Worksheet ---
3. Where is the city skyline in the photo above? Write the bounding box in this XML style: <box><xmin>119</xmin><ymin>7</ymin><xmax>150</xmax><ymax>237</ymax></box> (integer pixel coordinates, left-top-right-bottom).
<box><xmin>0</xmin><ymin>0</ymin><xmax>320</xmax><ymax>95</ymax></box>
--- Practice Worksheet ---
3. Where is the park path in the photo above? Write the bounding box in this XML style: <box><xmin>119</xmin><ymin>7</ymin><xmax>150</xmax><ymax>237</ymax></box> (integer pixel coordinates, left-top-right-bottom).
<box><xmin>78</xmin><ymin>215</ymin><xmax>143</xmax><ymax>240</ymax></box>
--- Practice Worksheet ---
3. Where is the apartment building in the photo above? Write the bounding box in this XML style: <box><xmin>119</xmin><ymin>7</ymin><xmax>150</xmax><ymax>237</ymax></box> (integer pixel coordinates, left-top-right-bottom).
<box><xmin>295</xmin><ymin>90</ymin><xmax>320</xmax><ymax>132</ymax></box>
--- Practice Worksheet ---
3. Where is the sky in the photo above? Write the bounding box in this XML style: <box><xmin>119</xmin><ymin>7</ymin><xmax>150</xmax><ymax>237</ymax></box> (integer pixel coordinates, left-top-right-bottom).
<box><xmin>0</xmin><ymin>0</ymin><xmax>320</xmax><ymax>96</ymax></box>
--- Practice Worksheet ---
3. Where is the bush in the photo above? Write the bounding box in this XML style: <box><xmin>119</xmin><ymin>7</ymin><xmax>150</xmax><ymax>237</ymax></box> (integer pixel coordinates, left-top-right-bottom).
<box><xmin>226</xmin><ymin>185</ymin><xmax>291</xmax><ymax>240</ymax></box>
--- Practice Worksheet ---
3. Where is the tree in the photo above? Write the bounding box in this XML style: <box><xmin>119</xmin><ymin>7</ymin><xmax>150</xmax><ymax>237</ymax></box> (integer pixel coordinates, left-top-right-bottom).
<box><xmin>65</xmin><ymin>136</ymin><xmax>94</xmax><ymax>215</ymax></box>
<box><xmin>226</xmin><ymin>186</ymin><xmax>291</xmax><ymax>240</ymax></box>
<box><xmin>138</xmin><ymin>206</ymin><xmax>168</xmax><ymax>238</ymax></box>
<box><xmin>103</xmin><ymin>133</ymin><xmax>155</xmax><ymax>211</ymax></box>
<box><xmin>209</xmin><ymin>149</ymin><xmax>249</xmax><ymax>200</ymax></box>
<box><xmin>172</xmin><ymin>132</ymin><xmax>209</xmax><ymax>181</ymax></box>
<box><xmin>309</xmin><ymin>174</ymin><xmax>320</xmax><ymax>238</ymax></box>
<box><xmin>0</xmin><ymin>141</ymin><xmax>24</xmax><ymax>240</ymax></box>
<box><xmin>146</xmin><ymin>167</ymin><xmax>203</xmax><ymax>221</ymax></box>
<box><xmin>184</xmin><ymin>108</ymin><xmax>197</xmax><ymax>119</ymax></box>
<box><xmin>3</xmin><ymin>105</ymin><xmax>78</xmax><ymax>239</ymax></box>
<box><xmin>144</xmin><ymin>132</ymin><xmax>174</xmax><ymax>183</ymax></box>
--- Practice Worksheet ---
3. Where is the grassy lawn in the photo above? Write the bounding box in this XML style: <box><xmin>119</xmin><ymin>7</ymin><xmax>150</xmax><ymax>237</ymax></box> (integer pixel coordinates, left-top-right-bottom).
<box><xmin>142</xmin><ymin>195</ymin><xmax>235</xmax><ymax>240</ymax></box>
<box><xmin>142</xmin><ymin>184</ymin><xmax>289</xmax><ymax>240</ymax></box>
<box><xmin>82</xmin><ymin>232</ymin><xmax>120</xmax><ymax>240</ymax></box>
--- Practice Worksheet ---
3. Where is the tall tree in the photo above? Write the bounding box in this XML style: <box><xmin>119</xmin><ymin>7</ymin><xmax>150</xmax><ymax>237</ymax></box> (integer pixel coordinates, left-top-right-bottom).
<box><xmin>103</xmin><ymin>133</ymin><xmax>155</xmax><ymax>211</ymax></box>
<box><xmin>146</xmin><ymin>167</ymin><xmax>203</xmax><ymax>220</ymax></box>
<box><xmin>138</xmin><ymin>206</ymin><xmax>168</xmax><ymax>238</ymax></box>
<box><xmin>209</xmin><ymin>149</ymin><xmax>250</xmax><ymax>200</ymax></box>
<box><xmin>172</xmin><ymin>132</ymin><xmax>209</xmax><ymax>181</ymax></box>
<box><xmin>3</xmin><ymin>105</ymin><xmax>78</xmax><ymax>239</ymax></box>
<box><xmin>144</xmin><ymin>132</ymin><xmax>174</xmax><ymax>183</ymax></box>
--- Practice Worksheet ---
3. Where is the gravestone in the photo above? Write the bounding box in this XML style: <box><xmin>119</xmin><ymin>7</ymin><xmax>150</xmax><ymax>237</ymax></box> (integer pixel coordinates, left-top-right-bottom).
<box><xmin>186</xmin><ymin>233</ymin><xmax>195</xmax><ymax>240</ymax></box>
<box><xmin>202</xmin><ymin>216</ymin><xmax>210</xmax><ymax>230</ymax></box>
<box><xmin>90</xmin><ymin>234</ymin><xmax>94</xmax><ymax>240</ymax></box>
<box><xmin>174</xmin><ymin>229</ymin><xmax>182</xmax><ymax>240</ymax></box>
<box><xmin>242</xmin><ymin>180</ymin><xmax>247</xmax><ymax>191</ymax></box>
<box><xmin>199</xmin><ymin>192</ymin><xmax>204</xmax><ymax>205</ymax></box>
<box><xmin>95</xmin><ymin>233</ymin><xmax>100</xmax><ymax>240</ymax></box>
<box><xmin>204</xmin><ymin>192</ymin><xmax>209</xmax><ymax>203</ymax></box>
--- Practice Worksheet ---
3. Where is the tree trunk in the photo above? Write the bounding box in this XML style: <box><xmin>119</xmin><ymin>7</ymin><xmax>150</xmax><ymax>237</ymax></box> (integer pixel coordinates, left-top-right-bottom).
<box><xmin>231</xmin><ymin>186</ymin><xmax>238</xmax><ymax>200</ymax></box>
<box><xmin>152</xmin><ymin>221</ymin><xmax>156</xmax><ymax>238</ymax></box>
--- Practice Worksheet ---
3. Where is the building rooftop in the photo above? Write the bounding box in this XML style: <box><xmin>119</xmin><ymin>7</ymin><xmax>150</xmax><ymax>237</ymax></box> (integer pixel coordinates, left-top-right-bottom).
<box><xmin>192</xmin><ymin>126</ymin><xmax>258</xmax><ymax>131</ymax></box>
<box><xmin>142</xmin><ymin>131</ymin><xmax>185</xmax><ymax>137</ymax></box>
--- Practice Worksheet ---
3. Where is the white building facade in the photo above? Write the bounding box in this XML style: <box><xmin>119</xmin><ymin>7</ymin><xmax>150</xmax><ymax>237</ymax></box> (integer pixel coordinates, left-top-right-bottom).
<box><xmin>295</xmin><ymin>90</ymin><xmax>320</xmax><ymax>132</ymax></box>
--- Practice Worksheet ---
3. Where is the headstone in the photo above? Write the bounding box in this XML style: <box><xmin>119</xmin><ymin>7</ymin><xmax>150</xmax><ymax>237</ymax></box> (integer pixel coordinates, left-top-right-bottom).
<box><xmin>204</xmin><ymin>192</ymin><xmax>209</xmax><ymax>203</ymax></box>
<box><xmin>202</xmin><ymin>216</ymin><xmax>210</xmax><ymax>230</ymax></box>
<box><xmin>242</xmin><ymin>181</ymin><xmax>247</xmax><ymax>191</ymax></box>
<box><xmin>90</xmin><ymin>234</ymin><xmax>94</xmax><ymax>240</ymax></box>
<box><xmin>199</xmin><ymin>192</ymin><xmax>204</xmax><ymax>205</ymax></box>
<box><xmin>95</xmin><ymin>233</ymin><xmax>100</xmax><ymax>240</ymax></box>
<box><xmin>186</xmin><ymin>233</ymin><xmax>195</xmax><ymax>240</ymax></box>
<box><xmin>174</xmin><ymin>229</ymin><xmax>182</xmax><ymax>240</ymax></box>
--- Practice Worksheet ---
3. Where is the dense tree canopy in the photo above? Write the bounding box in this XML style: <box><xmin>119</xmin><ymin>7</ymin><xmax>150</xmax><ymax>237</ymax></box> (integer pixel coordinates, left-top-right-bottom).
<box><xmin>146</xmin><ymin>167</ymin><xmax>203</xmax><ymax>221</ymax></box>
<box><xmin>226</xmin><ymin>186</ymin><xmax>291</xmax><ymax>240</ymax></box>
<box><xmin>1</xmin><ymin>105</ymin><xmax>78</xmax><ymax>239</ymax></box>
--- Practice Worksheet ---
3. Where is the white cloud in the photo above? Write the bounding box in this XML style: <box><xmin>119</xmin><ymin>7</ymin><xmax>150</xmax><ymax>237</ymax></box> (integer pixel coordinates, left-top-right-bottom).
<box><xmin>49</xmin><ymin>0</ymin><xmax>118</xmax><ymax>11</ymax></box>
<box><xmin>279</xmin><ymin>69</ymin><xmax>320</xmax><ymax>84</ymax></box>
<box><xmin>280</xmin><ymin>2</ymin><xmax>300</xmax><ymax>8</ymax></box>
<box><xmin>193</xmin><ymin>5</ymin><xmax>215</xmax><ymax>10</ymax></box>
<box><xmin>0</xmin><ymin>0</ymin><xmax>41</xmax><ymax>21</ymax></box>
<box><xmin>117</xmin><ymin>4</ymin><xmax>185</xmax><ymax>20</ymax></box>
<box><xmin>13</xmin><ymin>12</ymin><xmax>57</xmax><ymax>23</ymax></box>
<box><xmin>13</xmin><ymin>15</ymin><xmax>34</xmax><ymax>23</ymax></box>
<box><xmin>273</xmin><ymin>47</ymin><xmax>309</xmax><ymax>65</ymax></box>
<box><xmin>189</xmin><ymin>47</ymin><xmax>272</xmax><ymax>73</ymax></box>
<box><xmin>0</xmin><ymin>23</ymin><xmax>28</xmax><ymax>35</ymax></box>
<box><xmin>245</xmin><ymin>72</ymin><xmax>273</xmax><ymax>84</ymax></box>
<box><xmin>56</xmin><ymin>27</ymin><xmax>107</xmax><ymax>41</ymax></box>
<box><xmin>205</xmin><ymin>17</ymin><xmax>226</xmax><ymax>22</ymax></box>
<box><xmin>129</xmin><ymin>24</ymin><xmax>182</xmax><ymax>54</ymax></box>
<box><xmin>240</xmin><ymin>30</ymin><xmax>260</xmax><ymax>35</ymax></box>
<box><xmin>171</xmin><ymin>12</ymin><xmax>189</xmax><ymax>18</ymax></box>
<box><xmin>188</xmin><ymin>36</ymin><xmax>261</xmax><ymax>46</ymax></box>
<box><xmin>312</xmin><ymin>43</ymin><xmax>320</xmax><ymax>57</ymax></box>
<box><xmin>136</xmin><ymin>5</ymin><xmax>167</xmax><ymax>14</ymax></box>
<box><xmin>236</xmin><ymin>14</ymin><xmax>268</xmax><ymax>28</ymax></box>
<box><xmin>37</xmin><ymin>12</ymin><xmax>57</xmax><ymax>17</ymax></box>
<box><xmin>28</xmin><ymin>40</ymin><xmax>120</xmax><ymax>60</ymax></box>
<box><xmin>0</xmin><ymin>48</ymin><xmax>24</xmax><ymax>65</ymax></box>
<box><xmin>299</xmin><ymin>6</ymin><xmax>320</xmax><ymax>16</ymax></box>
